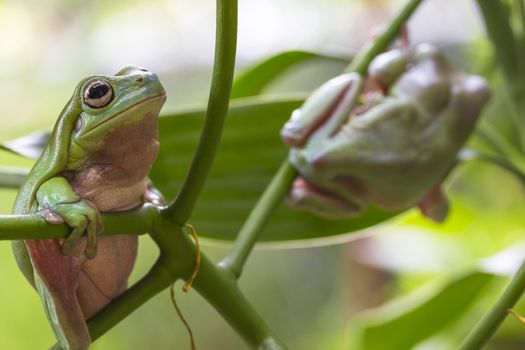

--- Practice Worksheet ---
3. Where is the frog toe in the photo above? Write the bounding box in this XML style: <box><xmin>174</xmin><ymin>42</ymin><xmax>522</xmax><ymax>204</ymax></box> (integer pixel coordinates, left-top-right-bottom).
<box><xmin>61</xmin><ymin>219</ymin><xmax>87</xmax><ymax>255</ymax></box>
<box><xmin>84</xmin><ymin>238</ymin><xmax>98</xmax><ymax>259</ymax></box>
<box><xmin>55</xmin><ymin>200</ymin><xmax>102</xmax><ymax>258</ymax></box>
<box><xmin>84</xmin><ymin>218</ymin><xmax>99</xmax><ymax>259</ymax></box>
<box><xmin>83</xmin><ymin>204</ymin><xmax>101</xmax><ymax>259</ymax></box>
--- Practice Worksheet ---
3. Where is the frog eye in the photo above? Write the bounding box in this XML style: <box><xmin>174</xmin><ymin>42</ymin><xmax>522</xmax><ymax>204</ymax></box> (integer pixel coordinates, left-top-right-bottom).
<box><xmin>84</xmin><ymin>80</ymin><xmax>113</xmax><ymax>108</ymax></box>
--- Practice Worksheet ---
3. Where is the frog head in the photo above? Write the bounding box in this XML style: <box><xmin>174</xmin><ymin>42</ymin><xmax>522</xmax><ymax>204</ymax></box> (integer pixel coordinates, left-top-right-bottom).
<box><xmin>282</xmin><ymin>44</ymin><xmax>490</xmax><ymax>222</ymax></box>
<box><xmin>66</xmin><ymin>65</ymin><xmax>166</xmax><ymax>175</ymax></box>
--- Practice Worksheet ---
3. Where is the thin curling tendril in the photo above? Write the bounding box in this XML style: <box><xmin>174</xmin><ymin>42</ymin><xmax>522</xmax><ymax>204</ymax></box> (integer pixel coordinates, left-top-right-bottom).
<box><xmin>183</xmin><ymin>223</ymin><xmax>201</xmax><ymax>292</ymax></box>
<box><xmin>170</xmin><ymin>284</ymin><xmax>196</xmax><ymax>350</ymax></box>
<box><xmin>507</xmin><ymin>308</ymin><xmax>525</xmax><ymax>325</ymax></box>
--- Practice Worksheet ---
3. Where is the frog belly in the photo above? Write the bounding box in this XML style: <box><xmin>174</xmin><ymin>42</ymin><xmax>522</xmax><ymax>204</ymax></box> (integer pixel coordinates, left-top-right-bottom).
<box><xmin>67</xmin><ymin>234</ymin><xmax>137</xmax><ymax>319</ymax></box>
<box><xmin>71</xmin><ymin>179</ymin><xmax>147</xmax><ymax>319</ymax></box>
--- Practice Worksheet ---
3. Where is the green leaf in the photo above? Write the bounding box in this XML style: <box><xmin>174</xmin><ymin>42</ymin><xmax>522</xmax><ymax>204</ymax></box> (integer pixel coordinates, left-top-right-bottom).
<box><xmin>152</xmin><ymin>94</ymin><xmax>396</xmax><ymax>242</ymax></box>
<box><xmin>1</xmin><ymin>95</ymin><xmax>397</xmax><ymax>242</ymax></box>
<box><xmin>0</xmin><ymin>130</ymin><xmax>49</xmax><ymax>160</ymax></box>
<box><xmin>231</xmin><ymin>50</ymin><xmax>349</xmax><ymax>99</ymax></box>
<box><xmin>349</xmin><ymin>271</ymin><xmax>495</xmax><ymax>350</ymax></box>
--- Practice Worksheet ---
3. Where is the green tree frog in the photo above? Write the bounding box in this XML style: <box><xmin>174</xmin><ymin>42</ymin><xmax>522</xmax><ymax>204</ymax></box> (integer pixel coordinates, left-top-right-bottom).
<box><xmin>281</xmin><ymin>44</ymin><xmax>490</xmax><ymax>222</ymax></box>
<box><xmin>12</xmin><ymin>66</ymin><xmax>166</xmax><ymax>349</ymax></box>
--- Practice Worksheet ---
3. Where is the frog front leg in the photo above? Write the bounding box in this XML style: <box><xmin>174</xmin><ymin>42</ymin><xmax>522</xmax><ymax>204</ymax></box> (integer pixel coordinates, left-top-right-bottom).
<box><xmin>37</xmin><ymin>176</ymin><xmax>102</xmax><ymax>259</ymax></box>
<box><xmin>281</xmin><ymin>73</ymin><xmax>363</xmax><ymax>147</ymax></box>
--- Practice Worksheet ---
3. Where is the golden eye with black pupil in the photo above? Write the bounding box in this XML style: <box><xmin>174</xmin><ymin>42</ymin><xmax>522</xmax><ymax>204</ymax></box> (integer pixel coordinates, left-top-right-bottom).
<box><xmin>84</xmin><ymin>80</ymin><xmax>113</xmax><ymax>108</ymax></box>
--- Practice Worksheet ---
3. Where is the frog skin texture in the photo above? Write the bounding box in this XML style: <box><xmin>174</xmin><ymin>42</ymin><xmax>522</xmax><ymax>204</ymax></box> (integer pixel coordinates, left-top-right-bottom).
<box><xmin>12</xmin><ymin>65</ymin><xmax>166</xmax><ymax>350</ymax></box>
<box><xmin>281</xmin><ymin>44</ymin><xmax>490</xmax><ymax>222</ymax></box>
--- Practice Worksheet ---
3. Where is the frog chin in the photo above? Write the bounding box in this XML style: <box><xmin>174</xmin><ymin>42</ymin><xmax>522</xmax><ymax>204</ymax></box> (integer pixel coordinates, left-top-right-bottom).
<box><xmin>68</xmin><ymin>94</ymin><xmax>165</xmax><ymax>167</ymax></box>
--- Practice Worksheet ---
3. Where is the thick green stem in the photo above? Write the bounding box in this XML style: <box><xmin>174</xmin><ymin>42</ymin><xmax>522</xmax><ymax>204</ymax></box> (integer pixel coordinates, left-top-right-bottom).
<box><xmin>345</xmin><ymin>0</ymin><xmax>424</xmax><ymax>76</ymax></box>
<box><xmin>0</xmin><ymin>167</ymin><xmax>28</xmax><ymax>189</ymax></box>
<box><xmin>166</xmin><ymin>0</ymin><xmax>237</xmax><ymax>223</ymax></box>
<box><xmin>220</xmin><ymin>0</ymin><xmax>426</xmax><ymax>280</ymax></box>
<box><xmin>50</xmin><ymin>215</ymin><xmax>284</xmax><ymax>349</ymax></box>
<box><xmin>461</xmin><ymin>5</ymin><xmax>525</xmax><ymax>347</ymax></box>
<box><xmin>219</xmin><ymin>161</ymin><xmax>296</xmax><ymax>278</ymax></box>
<box><xmin>477</xmin><ymin>0</ymin><xmax>525</xmax><ymax>151</ymax></box>
<box><xmin>194</xmin><ymin>253</ymin><xmax>287</xmax><ymax>349</ymax></box>
<box><xmin>459</xmin><ymin>259</ymin><xmax>525</xmax><ymax>350</ymax></box>
<box><xmin>0</xmin><ymin>205</ymin><xmax>157</xmax><ymax>240</ymax></box>
<box><xmin>155</xmin><ymin>221</ymin><xmax>285</xmax><ymax>349</ymax></box>
<box><xmin>477</xmin><ymin>0</ymin><xmax>520</xmax><ymax>88</ymax></box>
<box><xmin>459</xmin><ymin>148</ymin><xmax>525</xmax><ymax>185</ymax></box>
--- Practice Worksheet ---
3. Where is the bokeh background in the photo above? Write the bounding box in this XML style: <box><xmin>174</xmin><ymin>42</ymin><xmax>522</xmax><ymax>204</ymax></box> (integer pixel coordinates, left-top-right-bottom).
<box><xmin>1</xmin><ymin>0</ymin><xmax>524</xmax><ymax>349</ymax></box>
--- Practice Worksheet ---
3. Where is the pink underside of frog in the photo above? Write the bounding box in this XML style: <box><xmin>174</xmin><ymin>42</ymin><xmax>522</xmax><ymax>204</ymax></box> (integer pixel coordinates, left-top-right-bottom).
<box><xmin>27</xmin><ymin>112</ymin><xmax>160</xmax><ymax>331</ymax></box>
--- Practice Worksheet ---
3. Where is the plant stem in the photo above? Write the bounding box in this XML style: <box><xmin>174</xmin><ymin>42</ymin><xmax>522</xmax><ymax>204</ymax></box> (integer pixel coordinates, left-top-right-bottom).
<box><xmin>345</xmin><ymin>0</ymin><xmax>425</xmax><ymax>76</ymax></box>
<box><xmin>0</xmin><ymin>167</ymin><xmax>28</xmax><ymax>189</ymax></box>
<box><xmin>194</xmin><ymin>251</ymin><xmax>287</xmax><ymax>349</ymax></box>
<box><xmin>477</xmin><ymin>0</ymin><xmax>520</xmax><ymax>88</ymax></box>
<box><xmin>514</xmin><ymin>0</ymin><xmax>525</xmax><ymax>52</ymax></box>
<box><xmin>459</xmin><ymin>148</ymin><xmax>525</xmax><ymax>185</ymax></box>
<box><xmin>477</xmin><ymin>0</ymin><xmax>525</xmax><ymax>151</ymax></box>
<box><xmin>459</xmin><ymin>259</ymin><xmax>525</xmax><ymax>350</ymax></box>
<box><xmin>0</xmin><ymin>205</ymin><xmax>157</xmax><ymax>240</ymax></box>
<box><xmin>219</xmin><ymin>161</ymin><xmax>296</xmax><ymax>278</ymax></box>
<box><xmin>220</xmin><ymin>0</ymin><xmax>426</xmax><ymax>279</ymax></box>
<box><xmin>476</xmin><ymin>123</ymin><xmax>525</xmax><ymax>174</ymax></box>
<box><xmin>166</xmin><ymin>0</ymin><xmax>238</xmax><ymax>224</ymax></box>
<box><xmin>54</xmin><ymin>218</ymin><xmax>284</xmax><ymax>349</ymax></box>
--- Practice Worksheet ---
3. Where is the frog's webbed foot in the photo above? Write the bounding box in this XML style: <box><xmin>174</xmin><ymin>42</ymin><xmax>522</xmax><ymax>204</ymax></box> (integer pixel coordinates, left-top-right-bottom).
<box><xmin>288</xmin><ymin>177</ymin><xmax>363</xmax><ymax>219</ymax></box>
<box><xmin>417</xmin><ymin>183</ymin><xmax>449</xmax><ymax>223</ymax></box>
<box><xmin>143</xmin><ymin>179</ymin><xmax>166</xmax><ymax>206</ymax></box>
<box><xmin>40</xmin><ymin>199</ymin><xmax>102</xmax><ymax>259</ymax></box>
<box><xmin>281</xmin><ymin>73</ymin><xmax>362</xmax><ymax>147</ymax></box>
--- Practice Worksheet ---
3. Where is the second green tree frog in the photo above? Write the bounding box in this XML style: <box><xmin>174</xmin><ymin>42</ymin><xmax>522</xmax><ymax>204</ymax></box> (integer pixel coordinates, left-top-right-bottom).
<box><xmin>12</xmin><ymin>66</ymin><xmax>166</xmax><ymax>349</ymax></box>
<box><xmin>281</xmin><ymin>44</ymin><xmax>490</xmax><ymax>221</ymax></box>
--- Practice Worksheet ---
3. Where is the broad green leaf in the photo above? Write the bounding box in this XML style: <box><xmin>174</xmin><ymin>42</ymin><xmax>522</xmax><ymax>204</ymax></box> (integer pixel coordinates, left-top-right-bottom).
<box><xmin>231</xmin><ymin>50</ymin><xmax>349</xmax><ymax>99</ymax></box>
<box><xmin>152</xmin><ymin>94</ymin><xmax>396</xmax><ymax>241</ymax></box>
<box><xmin>0</xmin><ymin>130</ymin><xmax>49</xmax><ymax>160</ymax></box>
<box><xmin>0</xmin><ymin>95</ymin><xmax>397</xmax><ymax>242</ymax></box>
<box><xmin>349</xmin><ymin>271</ymin><xmax>495</xmax><ymax>350</ymax></box>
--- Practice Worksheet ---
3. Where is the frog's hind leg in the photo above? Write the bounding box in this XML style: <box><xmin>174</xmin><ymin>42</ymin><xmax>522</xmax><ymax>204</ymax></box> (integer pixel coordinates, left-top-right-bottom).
<box><xmin>288</xmin><ymin>177</ymin><xmax>363</xmax><ymax>219</ymax></box>
<box><xmin>25</xmin><ymin>239</ymin><xmax>91</xmax><ymax>350</ymax></box>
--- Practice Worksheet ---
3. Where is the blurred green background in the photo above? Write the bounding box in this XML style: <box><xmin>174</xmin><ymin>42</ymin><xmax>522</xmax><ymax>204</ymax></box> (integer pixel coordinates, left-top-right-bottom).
<box><xmin>1</xmin><ymin>0</ymin><xmax>525</xmax><ymax>349</ymax></box>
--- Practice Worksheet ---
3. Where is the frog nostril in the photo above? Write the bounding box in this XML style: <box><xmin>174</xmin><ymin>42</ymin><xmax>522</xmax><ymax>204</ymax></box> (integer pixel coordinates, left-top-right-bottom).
<box><xmin>136</xmin><ymin>77</ymin><xmax>144</xmax><ymax>83</ymax></box>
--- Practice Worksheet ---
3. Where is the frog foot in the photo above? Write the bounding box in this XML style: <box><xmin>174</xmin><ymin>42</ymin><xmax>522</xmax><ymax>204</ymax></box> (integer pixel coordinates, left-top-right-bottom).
<box><xmin>288</xmin><ymin>178</ymin><xmax>363</xmax><ymax>219</ymax></box>
<box><xmin>144</xmin><ymin>180</ymin><xmax>166</xmax><ymax>207</ymax></box>
<box><xmin>417</xmin><ymin>183</ymin><xmax>449</xmax><ymax>223</ymax></box>
<box><xmin>42</xmin><ymin>199</ymin><xmax>102</xmax><ymax>259</ymax></box>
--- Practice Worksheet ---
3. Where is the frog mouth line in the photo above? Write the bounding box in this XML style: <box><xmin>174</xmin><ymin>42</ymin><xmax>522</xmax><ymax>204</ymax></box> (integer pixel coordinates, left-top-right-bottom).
<box><xmin>82</xmin><ymin>93</ymin><xmax>167</xmax><ymax>136</ymax></box>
